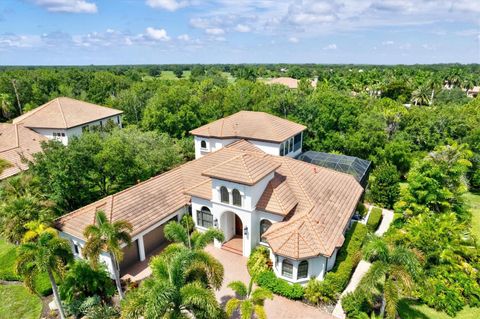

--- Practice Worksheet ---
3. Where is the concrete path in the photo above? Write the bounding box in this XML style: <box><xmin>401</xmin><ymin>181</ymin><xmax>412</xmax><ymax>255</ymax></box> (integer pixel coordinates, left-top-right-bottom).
<box><xmin>332</xmin><ymin>207</ymin><xmax>394</xmax><ymax>318</ymax></box>
<box><xmin>206</xmin><ymin>245</ymin><xmax>335</xmax><ymax>319</ymax></box>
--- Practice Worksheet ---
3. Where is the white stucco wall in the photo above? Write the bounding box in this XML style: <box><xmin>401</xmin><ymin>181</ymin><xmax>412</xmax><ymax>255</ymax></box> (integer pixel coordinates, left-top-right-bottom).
<box><xmin>272</xmin><ymin>253</ymin><xmax>328</xmax><ymax>284</ymax></box>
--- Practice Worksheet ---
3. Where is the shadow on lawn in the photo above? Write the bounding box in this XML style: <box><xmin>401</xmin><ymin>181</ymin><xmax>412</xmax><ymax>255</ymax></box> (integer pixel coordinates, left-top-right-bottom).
<box><xmin>398</xmin><ymin>299</ymin><xmax>430</xmax><ymax>319</ymax></box>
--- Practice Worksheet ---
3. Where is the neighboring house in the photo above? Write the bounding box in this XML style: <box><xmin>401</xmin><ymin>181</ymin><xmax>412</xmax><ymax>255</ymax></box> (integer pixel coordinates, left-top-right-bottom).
<box><xmin>12</xmin><ymin>97</ymin><xmax>123</xmax><ymax>145</ymax></box>
<box><xmin>190</xmin><ymin>111</ymin><xmax>306</xmax><ymax>159</ymax></box>
<box><xmin>266</xmin><ymin>77</ymin><xmax>318</xmax><ymax>89</ymax></box>
<box><xmin>56</xmin><ymin>112</ymin><xmax>363</xmax><ymax>284</ymax></box>
<box><xmin>467</xmin><ymin>86</ymin><xmax>480</xmax><ymax>98</ymax></box>
<box><xmin>0</xmin><ymin>123</ymin><xmax>47</xmax><ymax>180</ymax></box>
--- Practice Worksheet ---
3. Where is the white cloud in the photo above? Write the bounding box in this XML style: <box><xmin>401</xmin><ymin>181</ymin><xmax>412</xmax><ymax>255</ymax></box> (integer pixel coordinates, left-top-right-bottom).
<box><xmin>145</xmin><ymin>27</ymin><xmax>171</xmax><ymax>41</ymax></box>
<box><xmin>288</xmin><ymin>36</ymin><xmax>299</xmax><ymax>43</ymax></box>
<box><xmin>32</xmin><ymin>0</ymin><xmax>97</xmax><ymax>13</ymax></box>
<box><xmin>0</xmin><ymin>34</ymin><xmax>42</xmax><ymax>48</ymax></box>
<box><xmin>234</xmin><ymin>24</ymin><xmax>251</xmax><ymax>32</ymax></box>
<box><xmin>323</xmin><ymin>43</ymin><xmax>337</xmax><ymax>50</ymax></box>
<box><xmin>146</xmin><ymin>0</ymin><xmax>188</xmax><ymax>11</ymax></box>
<box><xmin>177</xmin><ymin>34</ymin><xmax>190</xmax><ymax>41</ymax></box>
<box><xmin>382</xmin><ymin>40</ymin><xmax>394</xmax><ymax>45</ymax></box>
<box><xmin>205</xmin><ymin>28</ymin><xmax>225</xmax><ymax>35</ymax></box>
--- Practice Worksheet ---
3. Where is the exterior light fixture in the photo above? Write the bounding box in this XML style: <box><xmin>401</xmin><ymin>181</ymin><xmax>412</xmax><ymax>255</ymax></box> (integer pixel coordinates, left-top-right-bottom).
<box><xmin>214</xmin><ymin>218</ymin><xmax>218</xmax><ymax>228</ymax></box>
<box><xmin>244</xmin><ymin>226</ymin><xmax>248</xmax><ymax>236</ymax></box>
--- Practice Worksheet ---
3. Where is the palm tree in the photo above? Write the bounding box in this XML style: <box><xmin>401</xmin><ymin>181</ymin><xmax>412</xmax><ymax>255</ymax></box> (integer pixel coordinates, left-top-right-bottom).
<box><xmin>15</xmin><ymin>231</ymin><xmax>73</xmax><ymax>319</ymax></box>
<box><xmin>83</xmin><ymin>210</ymin><xmax>133</xmax><ymax>300</ymax></box>
<box><xmin>411</xmin><ymin>85</ymin><xmax>431</xmax><ymax>106</ymax></box>
<box><xmin>359</xmin><ymin>236</ymin><xmax>422</xmax><ymax>319</ymax></box>
<box><xmin>0</xmin><ymin>93</ymin><xmax>13</xmax><ymax>119</ymax></box>
<box><xmin>22</xmin><ymin>221</ymin><xmax>57</xmax><ymax>243</ymax></box>
<box><xmin>121</xmin><ymin>249</ymin><xmax>222</xmax><ymax>319</ymax></box>
<box><xmin>226</xmin><ymin>279</ymin><xmax>273</xmax><ymax>319</ymax></box>
<box><xmin>164</xmin><ymin>214</ymin><xmax>225</xmax><ymax>251</ymax></box>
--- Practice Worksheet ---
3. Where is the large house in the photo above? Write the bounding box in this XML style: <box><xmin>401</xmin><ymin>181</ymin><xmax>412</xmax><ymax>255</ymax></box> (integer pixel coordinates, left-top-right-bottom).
<box><xmin>56</xmin><ymin>111</ymin><xmax>363</xmax><ymax>284</ymax></box>
<box><xmin>12</xmin><ymin>97</ymin><xmax>123</xmax><ymax>145</ymax></box>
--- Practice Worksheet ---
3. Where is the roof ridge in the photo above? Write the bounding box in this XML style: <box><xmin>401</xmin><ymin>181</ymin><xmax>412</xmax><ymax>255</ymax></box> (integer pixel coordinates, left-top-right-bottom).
<box><xmin>14</xmin><ymin>124</ymin><xmax>19</xmax><ymax>148</ymax></box>
<box><xmin>239</xmin><ymin>154</ymin><xmax>253</xmax><ymax>184</ymax></box>
<box><xmin>56</xmin><ymin>98</ymin><xmax>68</xmax><ymax>128</ymax></box>
<box><xmin>282</xmin><ymin>157</ymin><xmax>314</xmax><ymax>207</ymax></box>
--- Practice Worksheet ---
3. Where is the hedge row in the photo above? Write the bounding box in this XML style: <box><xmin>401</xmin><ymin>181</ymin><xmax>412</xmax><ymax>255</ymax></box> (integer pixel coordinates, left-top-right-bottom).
<box><xmin>304</xmin><ymin>223</ymin><xmax>368</xmax><ymax>304</ymax></box>
<box><xmin>256</xmin><ymin>271</ymin><xmax>304</xmax><ymax>300</ymax></box>
<box><xmin>367</xmin><ymin>207</ymin><xmax>383</xmax><ymax>232</ymax></box>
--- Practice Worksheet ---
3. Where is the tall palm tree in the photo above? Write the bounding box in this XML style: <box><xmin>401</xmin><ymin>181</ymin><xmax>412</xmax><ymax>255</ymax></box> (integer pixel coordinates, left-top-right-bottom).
<box><xmin>411</xmin><ymin>85</ymin><xmax>431</xmax><ymax>106</ymax></box>
<box><xmin>22</xmin><ymin>220</ymin><xmax>57</xmax><ymax>243</ymax></box>
<box><xmin>359</xmin><ymin>236</ymin><xmax>422</xmax><ymax>319</ymax></box>
<box><xmin>0</xmin><ymin>93</ymin><xmax>13</xmax><ymax>119</ymax></box>
<box><xmin>83</xmin><ymin>210</ymin><xmax>133</xmax><ymax>300</ymax></box>
<box><xmin>121</xmin><ymin>249</ymin><xmax>222</xmax><ymax>319</ymax></box>
<box><xmin>225</xmin><ymin>279</ymin><xmax>273</xmax><ymax>319</ymax></box>
<box><xmin>15</xmin><ymin>231</ymin><xmax>73</xmax><ymax>319</ymax></box>
<box><xmin>164</xmin><ymin>214</ymin><xmax>225</xmax><ymax>251</ymax></box>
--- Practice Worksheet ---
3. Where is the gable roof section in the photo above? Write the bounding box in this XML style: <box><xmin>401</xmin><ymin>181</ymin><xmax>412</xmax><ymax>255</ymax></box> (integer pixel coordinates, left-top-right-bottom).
<box><xmin>0</xmin><ymin>123</ymin><xmax>47</xmax><ymax>180</ymax></box>
<box><xmin>256</xmin><ymin>173</ymin><xmax>298</xmax><ymax>216</ymax></box>
<box><xmin>190</xmin><ymin>111</ymin><xmax>306</xmax><ymax>143</ymax></box>
<box><xmin>202</xmin><ymin>153</ymin><xmax>280</xmax><ymax>186</ymax></box>
<box><xmin>12</xmin><ymin>97</ymin><xmax>123</xmax><ymax>129</ymax></box>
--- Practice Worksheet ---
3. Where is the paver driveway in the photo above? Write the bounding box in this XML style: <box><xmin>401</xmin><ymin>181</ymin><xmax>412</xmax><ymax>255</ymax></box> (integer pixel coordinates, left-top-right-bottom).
<box><xmin>205</xmin><ymin>245</ymin><xmax>335</xmax><ymax>319</ymax></box>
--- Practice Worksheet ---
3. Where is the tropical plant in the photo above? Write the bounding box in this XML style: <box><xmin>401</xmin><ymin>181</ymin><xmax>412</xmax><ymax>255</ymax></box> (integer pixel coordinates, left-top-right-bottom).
<box><xmin>83</xmin><ymin>210</ymin><xmax>133</xmax><ymax>299</ymax></box>
<box><xmin>225</xmin><ymin>279</ymin><xmax>273</xmax><ymax>319</ymax></box>
<box><xmin>163</xmin><ymin>214</ymin><xmax>225</xmax><ymax>251</ymax></box>
<box><xmin>121</xmin><ymin>249</ymin><xmax>223</xmax><ymax>319</ymax></box>
<box><xmin>369</xmin><ymin>163</ymin><xmax>400</xmax><ymax>209</ymax></box>
<box><xmin>358</xmin><ymin>236</ymin><xmax>422</xmax><ymax>319</ymax></box>
<box><xmin>22</xmin><ymin>220</ymin><xmax>57</xmax><ymax>243</ymax></box>
<box><xmin>15</xmin><ymin>231</ymin><xmax>73</xmax><ymax>319</ymax></box>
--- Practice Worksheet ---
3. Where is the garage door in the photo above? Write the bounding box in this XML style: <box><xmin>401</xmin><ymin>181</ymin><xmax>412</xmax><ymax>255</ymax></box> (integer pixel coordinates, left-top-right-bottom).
<box><xmin>120</xmin><ymin>239</ymin><xmax>139</xmax><ymax>275</ymax></box>
<box><xmin>143</xmin><ymin>224</ymin><xmax>166</xmax><ymax>256</ymax></box>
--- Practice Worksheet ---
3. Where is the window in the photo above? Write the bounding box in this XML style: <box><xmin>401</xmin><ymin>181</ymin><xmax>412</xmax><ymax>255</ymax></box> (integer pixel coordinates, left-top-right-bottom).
<box><xmin>53</xmin><ymin>132</ymin><xmax>65</xmax><ymax>138</ymax></box>
<box><xmin>196</xmin><ymin>206</ymin><xmax>213</xmax><ymax>228</ymax></box>
<box><xmin>294</xmin><ymin>133</ymin><xmax>302</xmax><ymax>151</ymax></box>
<box><xmin>280</xmin><ymin>142</ymin><xmax>285</xmax><ymax>156</ymax></box>
<box><xmin>259</xmin><ymin>219</ymin><xmax>272</xmax><ymax>242</ymax></box>
<box><xmin>73</xmin><ymin>242</ymin><xmax>80</xmax><ymax>255</ymax></box>
<box><xmin>282</xmin><ymin>259</ymin><xmax>293</xmax><ymax>278</ymax></box>
<box><xmin>298</xmin><ymin>260</ymin><xmax>308</xmax><ymax>279</ymax></box>
<box><xmin>200</xmin><ymin>140</ymin><xmax>207</xmax><ymax>149</ymax></box>
<box><xmin>232</xmin><ymin>189</ymin><xmax>242</xmax><ymax>207</ymax></box>
<box><xmin>289</xmin><ymin>137</ymin><xmax>294</xmax><ymax>152</ymax></box>
<box><xmin>220</xmin><ymin>186</ymin><xmax>229</xmax><ymax>204</ymax></box>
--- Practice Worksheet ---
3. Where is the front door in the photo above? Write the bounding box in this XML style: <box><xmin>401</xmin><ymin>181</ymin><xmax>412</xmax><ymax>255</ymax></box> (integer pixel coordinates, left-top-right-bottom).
<box><xmin>235</xmin><ymin>215</ymin><xmax>243</xmax><ymax>237</ymax></box>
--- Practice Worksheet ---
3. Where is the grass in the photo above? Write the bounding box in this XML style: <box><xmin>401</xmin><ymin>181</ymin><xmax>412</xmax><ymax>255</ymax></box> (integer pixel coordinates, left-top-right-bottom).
<box><xmin>0</xmin><ymin>238</ymin><xmax>52</xmax><ymax>296</ymax></box>
<box><xmin>0</xmin><ymin>285</ymin><xmax>43</xmax><ymax>319</ymax></box>
<box><xmin>463</xmin><ymin>192</ymin><xmax>480</xmax><ymax>238</ymax></box>
<box><xmin>159</xmin><ymin>71</ymin><xmax>180</xmax><ymax>80</ymax></box>
<box><xmin>398</xmin><ymin>299</ymin><xmax>480</xmax><ymax>319</ymax></box>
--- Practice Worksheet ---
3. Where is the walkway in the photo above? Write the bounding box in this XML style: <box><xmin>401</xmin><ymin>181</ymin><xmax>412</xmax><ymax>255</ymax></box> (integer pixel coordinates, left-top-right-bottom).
<box><xmin>332</xmin><ymin>207</ymin><xmax>394</xmax><ymax>319</ymax></box>
<box><xmin>205</xmin><ymin>245</ymin><xmax>335</xmax><ymax>319</ymax></box>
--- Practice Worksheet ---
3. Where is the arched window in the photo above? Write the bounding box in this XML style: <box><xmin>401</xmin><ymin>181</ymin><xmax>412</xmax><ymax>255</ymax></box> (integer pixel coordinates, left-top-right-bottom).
<box><xmin>200</xmin><ymin>140</ymin><xmax>207</xmax><ymax>149</ymax></box>
<box><xmin>196</xmin><ymin>206</ymin><xmax>213</xmax><ymax>228</ymax></box>
<box><xmin>259</xmin><ymin>219</ymin><xmax>272</xmax><ymax>243</ymax></box>
<box><xmin>298</xmin><ymin>260</ymin><xmax>309</xmax><ymax>279</ymax></box>
<box><xmin>232</xmin><ymin>189</ymin><xmax>242</xmax><ymax>207</ymax></box>
<box><xmin>220</xmin><ymin>186</ymin><xmax>229</xmax><ymax>204</ymax></box>
<box><xmin>282</xmin><ymin>259</ymin><xmax>293</xmax><ymax>278</ymax></box>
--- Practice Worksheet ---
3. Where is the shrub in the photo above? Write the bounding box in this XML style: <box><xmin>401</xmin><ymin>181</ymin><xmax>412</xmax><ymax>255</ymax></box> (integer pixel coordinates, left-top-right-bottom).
<box><xmin>356</xmin><ymin>203</ymin><xmax>368</xmax><ymax>218</ymax></box>
<box><xmin>341</xmin><ymin>291</ymin><xmax>372</xmax><ymax>318</ymax></box>
<box><xmin>256</xmin><ymin>271</ymin><xmax>304</xmax><ymax>300</ymax></box>
<box><xmin>367</xmin><ymin>207</ymin><xmax>383</xmax><ymax>232</ymax></box>
<box><xmin>247</xmin><ymin>246</ymin><xmax>271</xmax><ymax>276</ymax></box>
<box><xmin>369</xmin><ymin>163</ymin><xmax>400</xmax><ymax>209</ymax></box>
<box><xmin>304</xmin><ymin>223</ymin><xmax>367</xmax><ymax>304</ymax></box>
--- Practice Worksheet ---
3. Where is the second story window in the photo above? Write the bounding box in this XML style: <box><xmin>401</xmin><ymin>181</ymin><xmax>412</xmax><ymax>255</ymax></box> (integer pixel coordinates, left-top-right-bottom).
<box><xmin>232</xmin><ymin>189</ymin><xmax>242</xmax><ymax>207</ymax></box>
<box><xmin>220</xmin><ymin>186</ymin><xmax>229</xmax><ymax>204</ymax></box>
<box><xmin>200</xmin><ymin>140</ymin><xmax>207</xmax><ymax>149</ymax></box>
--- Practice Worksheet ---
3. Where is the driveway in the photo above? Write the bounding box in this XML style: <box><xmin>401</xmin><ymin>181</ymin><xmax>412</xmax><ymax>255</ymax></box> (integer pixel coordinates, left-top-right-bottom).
<box><xmin>205</xmin><ymin>245</ymin><xmax>335</xmax><ymax>319</ymax></box>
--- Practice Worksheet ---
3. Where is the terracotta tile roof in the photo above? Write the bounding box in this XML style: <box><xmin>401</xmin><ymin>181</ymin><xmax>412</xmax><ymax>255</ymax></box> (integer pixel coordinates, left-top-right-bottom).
<box><xmin>0</xmin><ymin>124</ymin><xmax>47</xmax><ymax>180</ymax></box>
<box><xmin>190</xmin><ymin>111</ymin><xmax>305</xmax><ymax>143</ymax></box>
<box><xmin>225</xmin><ymin>139</ymin><xmax>264</xmax><ymax>154</ymax></box>
<box><xmin>202</xmin><ymin>153</ymin><xmax>280</xmax><ymax>186</ymax></box>
<box><xmin>56</xmin><ymin>139</ymin><xmax>363</xmax><ymax>260</ymax></box>
<box><xmin>12</xmin><ymin>97</ymin><xmax>123</xmax><ymax>129</ymax></box>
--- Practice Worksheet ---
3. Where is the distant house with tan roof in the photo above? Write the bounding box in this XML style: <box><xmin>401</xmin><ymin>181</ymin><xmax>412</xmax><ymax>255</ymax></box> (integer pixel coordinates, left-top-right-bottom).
<box><xmin>0</xmin><ymin>123</ymin><xmax>47</xmax><ymax>180</ymax></box>
<box><xmin>266</xmin><ymin>77</ymin><xmax>318</xmax><ymax>89</ymax></box>
<box><xmin>56</xmin><ymin>112</ymin><xmax>363</xmax><ymax>284</ymax></box>
<box><xmin>12</xmin><ymin>97</ymin><xmax>123</xmax><ymax>145</ymax></box>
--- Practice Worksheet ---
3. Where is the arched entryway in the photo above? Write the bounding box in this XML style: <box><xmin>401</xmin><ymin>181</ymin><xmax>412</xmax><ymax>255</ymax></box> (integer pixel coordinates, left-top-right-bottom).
<box><xmin>220</xmin><ymin>211</ymin><xmax>243</xmax><ymax>255</ymax></box>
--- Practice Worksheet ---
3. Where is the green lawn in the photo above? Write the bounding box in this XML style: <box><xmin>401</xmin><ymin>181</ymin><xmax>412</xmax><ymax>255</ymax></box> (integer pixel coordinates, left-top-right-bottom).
<box><xmin>398</xmin><ymin>299</ymin><xmax>480</xmax><ymax>319</ymax></box>
<box><xmin>0</xmin><ymin>285</ymin><xmax>42</xmax><ymax>319</ymax></box>
<box><xmin>159</xmin><ymin>70</ymin><xmax>180</xmax><ymax>80</ymax></box>
<box><xmin>0</xmin><ymin>238</ymin><xmax>52</xmax><ymax>296</ymax></box>
<box><xmin>463</xmin><ymin>192</ymin><xmax>480</xmax><ymax>238</ymax></box>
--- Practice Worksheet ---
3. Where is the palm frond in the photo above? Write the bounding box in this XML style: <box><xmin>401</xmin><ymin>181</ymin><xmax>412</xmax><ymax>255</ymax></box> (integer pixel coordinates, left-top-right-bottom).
<box><xmin>225</xmin><ymin>298</ymin><xmax>241</xmax><ymax>317</ymax></box>
<box><xmin>181</xmin><ymin>282</ymin><xmax>220</xmax><ymax>318</ymax></box>
<box><xmin>164</xmin><ymin>221</ymin><xmax>190</xmax><ymax>247</ymax></box>
<box><xmin>240</xmin><ymin>299</ymin><xmax>254</xmax><ymax>319</ymax></box>
<box><xmin>251</xmin><ymin>287</ymin><xmax>273</xmax><ymax>305</ymax></box>
<box><xmin>228</xmin><ymin>281</ymin><xmax>248</xmax><ymax>298</ymax></box>
<box><xmin>384</xmin><ymin>278</ymin><xmax>399</xmax><ymax>319</ymax></box>
<box><xmin>363</xmin><ymin>236</ymin><xmax>389</xmax><ymax>262</ymax></box>
<box><xmin>194</xmin><ymin>228</ymin><xmax>225</xmax><ymax>250</ymax></box>
<box><xmin>254</xmin><ymin>304</ymin><xmax>268</xmax><ymax>319</ymax></box>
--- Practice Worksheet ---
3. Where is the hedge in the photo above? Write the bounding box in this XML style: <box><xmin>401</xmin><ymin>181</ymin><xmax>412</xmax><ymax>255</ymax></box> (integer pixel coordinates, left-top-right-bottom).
<box><xmin>304</xmin><ymin>223</ymin><xmax>368</xmax><ymax>304</ymax></box>
<box><xmin>367</xmin><ymin>207</ymin><xmax>383</xmax><ymax>232</ymax></box>
<box><xmin>256</xmin><ymin>271</ymin><xmax>304</xmax><ymax>300</ymax></box>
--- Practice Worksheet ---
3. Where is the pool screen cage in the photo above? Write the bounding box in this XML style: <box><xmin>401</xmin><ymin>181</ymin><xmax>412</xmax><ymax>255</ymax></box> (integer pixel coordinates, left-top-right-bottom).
<box><xmin>297</xmin><ymin>151</ymin><xmax>371</xmax><ymax>188</ymax></box>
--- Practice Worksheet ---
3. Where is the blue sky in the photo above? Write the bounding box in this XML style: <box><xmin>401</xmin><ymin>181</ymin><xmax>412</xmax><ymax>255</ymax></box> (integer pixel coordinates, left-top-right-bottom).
<box><xmin>0</xmin><ymin>0</ymin><xmax>479</xmax><ymax>65</ymax></box>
